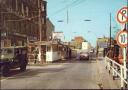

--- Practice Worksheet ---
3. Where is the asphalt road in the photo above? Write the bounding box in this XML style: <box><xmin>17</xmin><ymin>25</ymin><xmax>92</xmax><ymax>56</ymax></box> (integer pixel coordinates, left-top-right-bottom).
<box><xmin>1</xmin><ymin>57</ymin><xmax>120</xmax><ymax>89</ymax></box>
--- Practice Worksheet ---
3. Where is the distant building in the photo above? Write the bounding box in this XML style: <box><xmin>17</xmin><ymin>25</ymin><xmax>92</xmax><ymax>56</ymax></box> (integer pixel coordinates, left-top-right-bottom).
<box><xmin>73</xmin><ymin>36</ymin><xmax>86</xmax><ymax>49</ymax></box>
<box><xmin>96</xmin><ymin>37</ymin><xmax>110</xmax><ymax>57</ymax></box>
<box><xmin>52</xmin><ymin>32</ymin><xmax>65</xmax><ymax>41</ymax></box>
<box><xmin>97</xmin><ymin>37</ymin><xmax>109</xmax><ymax>49</ymax></box>
<box><xmin>82</xmin><ymin>42</ymin><xmax>91</xmax><ymax>50</ymax></box>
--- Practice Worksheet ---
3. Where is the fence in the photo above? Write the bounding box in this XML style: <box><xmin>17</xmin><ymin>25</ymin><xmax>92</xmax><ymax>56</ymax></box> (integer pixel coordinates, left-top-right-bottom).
<box><xmin>105</xmin><ymin>57</ymin><xmax>128</xmax><ymax>89</ymax></box>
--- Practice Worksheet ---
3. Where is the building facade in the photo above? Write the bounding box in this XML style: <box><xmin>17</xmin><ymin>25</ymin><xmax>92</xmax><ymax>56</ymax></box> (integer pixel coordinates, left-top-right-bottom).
<box><xmin>82</xmin><ymin>41</ymin><xmax>91</xmax><ymax>50</ymax></box>
<box><xmin>46</xmin><ymin>18</ymin><xmax>55</xmax><ymax>41</ymax></box>
<box><xmin>73</xmin><ymin>36</ymin><xmax>85</xmax><ymax>49</ymax></box>
<box><xmin>52</xmin><ymin>32</ymin><xmax>65</xmax><ymax>41</ymax></box>
<box><xmin>0</xmin><ymin>0</ymin><xmax>47</xmax><ymax>47</ymax></box>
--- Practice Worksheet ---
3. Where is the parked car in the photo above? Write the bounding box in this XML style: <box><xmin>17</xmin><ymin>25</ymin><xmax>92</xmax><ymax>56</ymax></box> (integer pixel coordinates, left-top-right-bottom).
<box><xmin>0</xmin><ymin>46</ymin><xmax>28</xmax><ymax>76</ymax></box>
<box><xmin>79</xmin><ymin>52</ymin><xmax>89</xmax><ymax>60</ymax></box>
<box><xmin>89</xmin><ymin>49</ymin><xmax>94</xmax><ymax>53</ymax></box>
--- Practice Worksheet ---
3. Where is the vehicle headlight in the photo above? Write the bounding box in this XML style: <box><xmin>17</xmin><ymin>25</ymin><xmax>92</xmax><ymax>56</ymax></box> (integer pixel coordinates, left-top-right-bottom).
<box><xmin>1</xmin><ymin>55</ymin><xmax>4</xmax><ymax>59</ymax></box>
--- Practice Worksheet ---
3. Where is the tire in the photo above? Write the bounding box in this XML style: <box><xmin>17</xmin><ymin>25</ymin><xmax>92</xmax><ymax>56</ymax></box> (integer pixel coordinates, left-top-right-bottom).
<box><xmin>20</xmin><ymin>64</ymin><xmax>26</xmax><ymax>71</ymax></box>
<box><xmin>88</xmin><ymin>57</ymin><xmax>89</xmax><ymax>60</ymax></box>
<box><xmin>113</xmin><ymin>76</ymin><xmax>115</xmax><ymax>80</ymax></box>
<box><xmin>1</xmin><ymin>65</ymin><xmax>9</xmax><ymax>77</ymax></box>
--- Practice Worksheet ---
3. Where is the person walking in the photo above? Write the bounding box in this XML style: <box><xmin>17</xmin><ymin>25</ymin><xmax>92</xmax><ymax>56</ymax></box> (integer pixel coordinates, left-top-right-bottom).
<box><xmin>34</xmin><ymin>50</ymin><xmax>38</xmax><ymax>64</ymax></box>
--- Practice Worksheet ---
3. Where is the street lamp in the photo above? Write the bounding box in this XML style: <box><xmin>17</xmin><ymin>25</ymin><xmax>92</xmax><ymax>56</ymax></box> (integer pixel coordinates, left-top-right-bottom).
<box><xmin>57</xmin><ymin>20</ymin><xmax>64</xmax><ymax>22</ymax></box>
<box><xmin>84</xmin><ymin>19</ymin><xmax>91</xmax><ymax>22</ymax></box>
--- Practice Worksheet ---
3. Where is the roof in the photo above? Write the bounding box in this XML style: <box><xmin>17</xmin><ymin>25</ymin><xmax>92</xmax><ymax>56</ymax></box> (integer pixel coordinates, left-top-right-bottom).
<box><xmin>34</xmin><ymin>41</ymin><xmax>59</xmax><ymax>45</ymax></box>
<box><xmin>1</xmin><ymin>46</ymin><xmax>27</xmax><ymax>49</ymax></box>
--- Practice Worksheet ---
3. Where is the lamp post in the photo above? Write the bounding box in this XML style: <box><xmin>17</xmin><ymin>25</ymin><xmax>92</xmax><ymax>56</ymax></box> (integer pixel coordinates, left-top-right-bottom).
<box><xmin>109</xmin><ymin>13</ymin><xmax>112</xmax><ymax>48</ymax></box>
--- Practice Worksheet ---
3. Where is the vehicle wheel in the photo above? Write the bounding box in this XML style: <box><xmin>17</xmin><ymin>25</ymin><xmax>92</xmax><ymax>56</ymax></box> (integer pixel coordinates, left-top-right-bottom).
<box><xmin>20</xmin><ymin>64</ymin><xmax>26</xmax><ymax>71</ymax></box>
<box><xmin>1</xmin><ymin>65</ymin><xmax>9</xmax><ymax>77</ymax></box>
<box><xmin>113</xmin><ymin>76</ymin><xmax>115</xmax><ymax>80</ymax></box>
<box><xmin>87</xmin><ymin>57</ymin><xmax>89</xmax><ymax>60</ymax></box>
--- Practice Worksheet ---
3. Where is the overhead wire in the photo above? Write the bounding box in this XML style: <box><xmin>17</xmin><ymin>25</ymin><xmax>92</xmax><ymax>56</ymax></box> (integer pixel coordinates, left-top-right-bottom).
<box><xmin>48</xmin><ymin>0</ymin><xmax>86</xmax><ymax>17</ymax></box>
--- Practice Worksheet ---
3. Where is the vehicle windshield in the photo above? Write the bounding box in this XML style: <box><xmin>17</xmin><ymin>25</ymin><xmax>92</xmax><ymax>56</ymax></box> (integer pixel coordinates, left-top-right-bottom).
<box><xmin>80</xmin><ymin>52</ymin><xmax>88</xmax><ymax>54</ymax></box>
<box><xmin>0</xmin><ymin>48</ymin><xmax>14</xmax><ymax>59</ymax></box>
<box><xmin>1</xmin><ymin>49</ymin><xmax>13</xmax><ymax>54</ymax></box>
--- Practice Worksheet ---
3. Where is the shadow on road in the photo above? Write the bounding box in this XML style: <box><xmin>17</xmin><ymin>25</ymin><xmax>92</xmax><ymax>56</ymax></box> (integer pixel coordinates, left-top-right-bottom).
<box><xmin>0</xmin><ymin>68</ymin><xmax>31</xmax><ymax>78</ymax></box>
<box><xmin>6</xmin><ymin>68</ymin><xmax>67</xmax><ymax>79</ymax></box>
<box><xmin>52</xmin><ymin>58</ymin><xmax>97</xmax><ymax>64</ymax></box>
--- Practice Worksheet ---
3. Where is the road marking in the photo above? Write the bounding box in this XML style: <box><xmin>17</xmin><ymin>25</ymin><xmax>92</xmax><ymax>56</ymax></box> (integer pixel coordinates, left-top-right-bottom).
<box><xmin>0</xmin><ymin>69</ymin><xmax>32</xmax><ymax>82</ymax></box>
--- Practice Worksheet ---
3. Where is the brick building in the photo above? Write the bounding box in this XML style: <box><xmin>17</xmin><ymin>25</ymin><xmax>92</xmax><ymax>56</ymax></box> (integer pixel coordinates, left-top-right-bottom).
<box><xmin>46</xmin><ymin>18</ymin><xmax>55</xmax><ymax>41</ymax></box>
<box><xmin>73</xmin><ymin>36</ymin><xmax>86</xmax><ymax>49</ymax></box>
<box><xmin>0</xmin><ymin>0</ymin><xmax>47</xmax><ymax>47</ymax></box>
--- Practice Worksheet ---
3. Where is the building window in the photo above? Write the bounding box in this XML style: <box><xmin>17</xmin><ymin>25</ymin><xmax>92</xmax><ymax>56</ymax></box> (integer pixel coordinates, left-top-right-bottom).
<box><xmin>47</xmin><ymin>45</ymin><xmax>51</xmax><ymax>52</ymax></box>
<box><xmin>42</xmin><ymin>5</ymin><xmax>44</xmax><ymax>11</ymax></box>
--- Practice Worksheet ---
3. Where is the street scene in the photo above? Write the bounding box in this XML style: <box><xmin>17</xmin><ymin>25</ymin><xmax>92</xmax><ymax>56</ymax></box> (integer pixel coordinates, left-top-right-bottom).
<box><xmin>0</xmin><ymin>0</ymin><xmax>128</xmax><ymax>89</ymax></box>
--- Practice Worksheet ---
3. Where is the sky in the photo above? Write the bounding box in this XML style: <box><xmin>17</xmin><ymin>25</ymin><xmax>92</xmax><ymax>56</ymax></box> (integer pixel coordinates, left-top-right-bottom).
<box><xmin>47</xmin><ymin>0</ymin><xmax>127</xmax><ymax>46</ymax></box>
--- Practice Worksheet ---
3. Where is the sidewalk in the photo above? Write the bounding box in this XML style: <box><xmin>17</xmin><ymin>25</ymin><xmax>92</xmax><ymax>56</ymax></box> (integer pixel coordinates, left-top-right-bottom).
<box><xmin>97</xmin><ymin>57</ymin><xmax>121</xmax><ymax>89</ymax></box>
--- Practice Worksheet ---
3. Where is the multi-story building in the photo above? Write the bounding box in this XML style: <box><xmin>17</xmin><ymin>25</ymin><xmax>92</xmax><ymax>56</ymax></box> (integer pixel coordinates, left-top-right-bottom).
<box><xmin>46</xmin><ymin>18</ymin><xmax>55</xmax><ymax>41</ymax></box>
<box><xmin>0</xmin><ymin>0</ymin><xmax>47</xmax><ymax>47</ymax></box>
<box><xmin>52</xmin><ymin>32</ymin><xmax>65</xmax><ymax>42</ymax></box>
<box><xmin>96</xmin><ymin>37</ymin><xmax>110</xmax><ymax>56</ymax></box>
<box><xmin>82</xmin><ymin>41</ymin><xmax>91</xmax><ymax>50</ymax></box>
<box><xmin>97</xmin><ymin>37</ymin><xmax>109</xmax><ymax>49</ymax></box>
<box><xmin>73</xmin><ymin>36</ymin><xmax>86</xmax><ymax>49</ymax></box>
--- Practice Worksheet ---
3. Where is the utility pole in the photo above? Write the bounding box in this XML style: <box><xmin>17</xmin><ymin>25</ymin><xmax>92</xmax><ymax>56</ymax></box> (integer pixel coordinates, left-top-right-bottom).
<box><xmin>38</xmin><ymin>0</ymin><xmax>42</xmax><ymax>42</ymax></box>
<box><xmin>38</xmin><ymin>0</ymin><xmax>42</xmax><ymax>63</ymax></box>
<box><xmin>126</xmin><ymin>0</ymin><xmax>128</xmax><ymax>88</ymax></box>
<box><xmin>109</xmin><ymin>13</ymin><xmax>112</xmax><ymax>48</ymax></box>
<box><xmin>67</xmin><ymin>9</ymin><xmax>69</xmax><ymax>24</ymax></box>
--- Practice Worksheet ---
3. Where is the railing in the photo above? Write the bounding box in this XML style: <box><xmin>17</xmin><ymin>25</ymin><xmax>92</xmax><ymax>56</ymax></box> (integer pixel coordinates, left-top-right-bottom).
<box><xmin>105</xmin><ymin>57</ymin><xmax>127</xmax><ymax>89</ymax></box>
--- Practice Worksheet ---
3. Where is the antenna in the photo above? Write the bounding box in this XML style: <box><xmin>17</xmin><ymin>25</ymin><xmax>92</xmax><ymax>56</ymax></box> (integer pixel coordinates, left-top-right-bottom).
<box><xmin>67</xmin><ymin>9</ymin><xmax>69</xmax><ymax>24</ymax></box>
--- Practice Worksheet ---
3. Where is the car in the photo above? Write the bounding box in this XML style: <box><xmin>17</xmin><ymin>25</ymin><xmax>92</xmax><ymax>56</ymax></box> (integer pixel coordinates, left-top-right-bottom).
<box><xmin>89</xmin><ymin>49</ymin><xmax>94</xmax><ymax>53</ymax></box>
<box><xmin>0</xmin><ymin>46</ymin><xmax>28</xmax><ymax>76</ymax></box>
<box><xmin>79</xmin><ymin>52</ymin><xmax>89</xmax><ymax>60</ymax></box>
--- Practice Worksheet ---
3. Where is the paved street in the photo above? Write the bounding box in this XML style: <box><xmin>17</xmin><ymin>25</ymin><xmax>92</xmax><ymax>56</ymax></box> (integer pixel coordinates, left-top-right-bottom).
<box><xmin>1</xmin><ymin>57</ymin><xmax>120</xmax><ymax>89</ymax></box>
<box><xmin>1</xmin><ymin>0</ymin><xmax>127</xmax><ymax>89</ymax></box>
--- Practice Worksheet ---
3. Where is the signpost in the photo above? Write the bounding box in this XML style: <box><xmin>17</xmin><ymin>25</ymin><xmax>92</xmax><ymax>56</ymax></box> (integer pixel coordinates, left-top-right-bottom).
<box><xmin>117</xmin><ymin>7</ymin><xmax>128</xmax><ymax>24</ymax></box>
<box><xmin>116</xmin><ymin>30</ymin><xmax>128</xmax><ymax>48</ymax></box>
<box><xmin>116</xmin><ymin>6</ymin><xmax>128</xmax><ymax>88</ymax></box>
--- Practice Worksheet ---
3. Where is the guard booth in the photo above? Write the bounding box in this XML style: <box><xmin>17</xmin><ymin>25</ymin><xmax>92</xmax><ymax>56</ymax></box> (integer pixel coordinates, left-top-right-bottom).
<box><xmin>34</xmin><ymin>41</ymin><xmax>51</xmax><ymax>64</ymax></box>
<box><xmin>46</xmin><ymin>40</ymin><xmax>72</xmax><ymax>62</ymax></box>
<box><xmin>34</xmin><ymin>41</ymin><xmax>72</xmax><ymax>63</ymax></box>
<box><xmin>46</xmin><ymin>40</ymin><xmax>61</xmax><ymax>63</ymax></box>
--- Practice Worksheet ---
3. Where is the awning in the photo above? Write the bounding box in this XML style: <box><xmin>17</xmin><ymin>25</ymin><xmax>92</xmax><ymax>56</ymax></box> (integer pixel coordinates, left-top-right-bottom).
<box><xmin>34</xmin><ymin>41</ymin><xmax>52</xmax><ymax>45</ymax></box>
<box><xmin>34</xmin><ymin>41</ymin><xmax>59</xmax><ymax>45</ymax></box>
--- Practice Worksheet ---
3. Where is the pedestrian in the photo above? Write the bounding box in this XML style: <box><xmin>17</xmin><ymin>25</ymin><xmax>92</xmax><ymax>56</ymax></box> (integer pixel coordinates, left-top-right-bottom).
<box><xmin>69</xmin><ymin>49</ymin><xmax>72</xmax><ymax>59</ymax></box>
<box><xmin>76</xmin><ymin>52</ymin><xmax>80</xmax><ymax>60</ymax></box>
<box><xmin>34</xmin><ymin>50</ymin><xmax>38</xmax><ymax>64</ymax></box>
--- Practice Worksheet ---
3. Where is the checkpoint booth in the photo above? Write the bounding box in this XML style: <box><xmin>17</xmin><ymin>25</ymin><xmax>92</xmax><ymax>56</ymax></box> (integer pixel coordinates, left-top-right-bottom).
<box><xmin>46</xmin><ymin>40</ymin><xmax>71</xmax><ymax>63</ymax></box>
<box><xmin>46</xmin><ymin>40</ymin><xmax>61</xmax><ymax>63</ymax></box>
<box><xmin>34</xmin><ymin>40</ymin><xmax>72</xmax><ymax>63</ymax></box>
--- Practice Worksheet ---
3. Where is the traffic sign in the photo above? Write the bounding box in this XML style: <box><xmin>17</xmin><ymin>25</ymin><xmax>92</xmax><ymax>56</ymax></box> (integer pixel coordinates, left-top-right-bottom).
<box><xmin>117</xmin><ymin>7</ymin><xmax>128</xmax><ymax>24</ymax></box>
<box><xmin>116</xmin><ymin>30</ymin><xmax>128</xmax><ymax>48</ymax></box>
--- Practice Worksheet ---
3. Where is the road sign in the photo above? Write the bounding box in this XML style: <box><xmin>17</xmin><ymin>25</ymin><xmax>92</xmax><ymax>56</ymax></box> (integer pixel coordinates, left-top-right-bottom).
<box><xmin>117</xmin><ymin>7</ymin><xmax>128</xmax><ymax>24</ymax></box>
<box><xmin>116</xmin><ymin>30</ymin><xmax>128</xmax><ymax>48</ymax></box>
